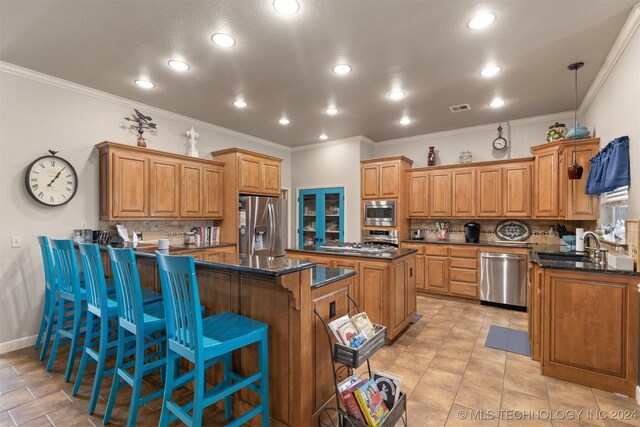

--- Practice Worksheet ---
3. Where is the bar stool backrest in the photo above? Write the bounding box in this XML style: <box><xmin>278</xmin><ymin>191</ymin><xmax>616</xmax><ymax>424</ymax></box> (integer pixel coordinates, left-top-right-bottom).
<box><xmin>50</xmin><ymin>239</ymin><xmax>82</xmax><ymax>298</ymax></box>
<box><xmin>156</xmin><ymin>252</ymin><xmax>203</xmax><ymax>353</ymax></box>
<box><xmin>107</xmin><ymin>247</ymin><xmax>144</xmax><ymax>333</ymax></box>
<box><xmin>78</xmin><ymin>243</ymin><xmax>108</xmax><ymax>316</ymax></box>
<box><xmin>37</xmin><ymin>236</ymin><xmax>56</xmax><ymax>293</ymax></box>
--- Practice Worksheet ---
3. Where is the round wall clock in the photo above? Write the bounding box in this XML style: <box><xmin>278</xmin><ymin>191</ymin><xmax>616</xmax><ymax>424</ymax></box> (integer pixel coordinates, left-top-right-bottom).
<box><xmin>24</xmin><ymin>150</ymin><xmax>78</xmax><ymax>206</ymax></box>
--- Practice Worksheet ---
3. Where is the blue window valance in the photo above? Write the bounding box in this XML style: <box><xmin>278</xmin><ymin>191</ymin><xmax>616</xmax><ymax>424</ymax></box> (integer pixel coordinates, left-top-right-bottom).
<box><xmin>586</xmin><ymin>135</ymin><xmax>630</xmax><ymax>195</ymax></box>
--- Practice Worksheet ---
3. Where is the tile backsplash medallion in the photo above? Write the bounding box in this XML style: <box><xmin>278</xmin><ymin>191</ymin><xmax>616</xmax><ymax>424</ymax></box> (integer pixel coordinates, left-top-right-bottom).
<box><xmin>99</xmin><ymin>220</ymin><xmax>218</xmax><ymax>243</ymax></box>
<box><xmin>409</xmin><ymin>219</ymin><xmax>596</xmax><ymax>244</ymax></box>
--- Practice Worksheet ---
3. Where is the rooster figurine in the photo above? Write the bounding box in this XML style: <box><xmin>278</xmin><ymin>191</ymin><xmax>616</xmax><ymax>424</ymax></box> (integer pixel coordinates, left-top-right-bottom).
<box><xmin>124</xmin><ymin>109</ymin><xmax>157</xmax><ymax>147</ymax></box>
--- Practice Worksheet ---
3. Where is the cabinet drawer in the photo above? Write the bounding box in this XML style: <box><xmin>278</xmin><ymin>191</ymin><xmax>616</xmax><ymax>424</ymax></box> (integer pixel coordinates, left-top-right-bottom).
<box><xmin>449</xmin><ymin>257</ymin><xmax>478</xmax><ymax>270</ymax></box>
<box><xmin>400</xmin><ymin>243</ymin><xmax>425</xmax><ymax>254</ymax></box>
<box><xmin>449</xmin><ymin>268</ymin><xmax>478</xmax><ymax>283</ymax></box>
<box><xmin>425</xmin><ymin>245</ymin><xmax>449</xmax><ymax>256</ymax></box>
<box><xmin>450</xmin><ymin>282</ymin><xmax>479</xmax><ymax>298</ymax></box>
<box><xmin>449</xmin><ymin>247</ymin><xmax>479</xmax><ymax>258</ymax></box>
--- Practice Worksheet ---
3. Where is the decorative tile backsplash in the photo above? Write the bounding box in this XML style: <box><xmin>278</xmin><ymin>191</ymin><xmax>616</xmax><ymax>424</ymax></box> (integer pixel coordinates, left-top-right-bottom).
<box><xmin>99</xmin><ymin>220</ymin><xmax>218</xmax><ymax>243</ymax></box>
<box><xmin>410</xmin><ymin>219</ymin><xmax>596</xmax><ymax>244</ymax></box>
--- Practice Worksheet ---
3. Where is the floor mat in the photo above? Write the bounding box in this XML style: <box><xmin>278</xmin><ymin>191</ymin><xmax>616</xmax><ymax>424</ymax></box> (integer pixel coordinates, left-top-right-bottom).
<box><xmin>410</xmin><ymin>313</ymin><xmax>423</xmax><ymax>324</ymax></box>
<box><xmin>485</xmin><ymin>325</ymin><xmax>531</xmax><ymax>356</ymax></box>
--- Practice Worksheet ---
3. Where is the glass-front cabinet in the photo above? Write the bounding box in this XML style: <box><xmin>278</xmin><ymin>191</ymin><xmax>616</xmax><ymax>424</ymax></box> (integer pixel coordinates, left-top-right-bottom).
<box><xmin>299</xmin><ymin>187</ymin><xmax>344</xmax><ymax>247</ymax></box>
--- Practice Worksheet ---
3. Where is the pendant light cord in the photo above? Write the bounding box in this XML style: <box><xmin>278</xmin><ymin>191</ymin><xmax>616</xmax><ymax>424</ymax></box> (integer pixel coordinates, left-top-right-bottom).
<box><xmin>573</xmin><ymin>65</ymin><xmax>578</xmax><ymax>163</ymax></box>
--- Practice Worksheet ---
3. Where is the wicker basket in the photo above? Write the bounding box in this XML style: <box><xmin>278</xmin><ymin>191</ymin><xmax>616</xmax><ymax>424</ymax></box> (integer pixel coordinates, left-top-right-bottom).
<box><xmin>333</xmin><ymin>324</ymin><xmax>386</xmax><ymax>369</ymax></box>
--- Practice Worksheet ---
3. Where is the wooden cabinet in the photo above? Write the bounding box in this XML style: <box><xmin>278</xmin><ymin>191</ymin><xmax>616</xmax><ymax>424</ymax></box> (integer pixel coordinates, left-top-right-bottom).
<box><xmin>330</xmin><ymin>258</ymin><xmax>360</xmax><ymax>307</ymax></box>
<box><xmin>528</xmin><ymin>262</ymin><xmax>543</xmax><ymax>361</ymax></box>
<box><xmin>539</xmin><ymin>268</ymin><xmax>638</xmax><ymax>397</ymax></box>
<box><xmin>360</xmin><ymin>263</ymin><xmax>387</xmax><ymax>327</ymax></box>
<box><xmin>531</xmin><ymin>138</ymin><xmax>599</xmax><ymax>220</ymax></box>
<box><xmin>201</xmin><ymin>245</ymin><xmax>236</xmax><ymax>262</ymax></box>
<box><xmin>424</xmin><ymin>245</ymin><xmax>450</xmax><ymax>294</ymax></box>
<box><xmin>477</xmin><ymin>167</ymin><xmax>502</xmax><ymax>217</ymax></box>
<box><xmin>235</xmin><ymin>151</ymin><xmax>281</xmax><ymax>196</ymax></box>
<box><xmin>399</xmin><ymin>243</ymin><xmax>425</xmax><ymax>290</ymax></box>
<box><xmin>448</xmin><ymin>246</ymin><xmax>479</xmax><ymax>298</ymax></box>
<box><xmin>451</xmin><ymin>169</ymin><xmax>476</xmax><ymax>217</ymax></box>
<box><xmin>361</xmin><ymin>161</ymin><xmax>401</xmax><ymax>199</ymax></box>
<box><xmin>429</xmin><ymin>171</ymin><xmax>451</xmax><ymax>217</ymax></box>
<box><xmin>503</xmin><ymin>162</ymin><xmax>532</xmax><ymax>217</ymax></box>
<box><xmin>391</xmin><ymin>258</ymin><xmax>417</xmax><ymax>338</ymax></box>
<box><xmin>407</xmin><ymin>171</ymin><xmax>428</xmax><ymax>217</ymax></box>
<box><xmin>97</xmin><ymin>142</ymin><xmax>225</xmax><ymax>220</ymax></box>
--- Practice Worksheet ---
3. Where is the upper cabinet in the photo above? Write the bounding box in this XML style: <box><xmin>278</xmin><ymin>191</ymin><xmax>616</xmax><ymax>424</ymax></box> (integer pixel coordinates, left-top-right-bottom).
<box><xmin>213</xmin><ymin>148</ymin><xmax>282</xmax><ymax>197</ymax></box>
<box><xmin>96</xmin><ymin>141</ymin><xmax>224</xmax><ymax>220</ymax></box>
<box><xmin>408</xmin><ymin>171</ymin><xmax>428</xmax><ymax>217</ymax></box>
<box><xmin>451</xmin><ymin>169</ymin><xmax>476</xmax><ymax>217</ymax></box>
<box><xmin>531</xmin><ymin>138</ymin><xmax>599</xmax><ymax>220</ymax></box>
<box><xmin>502</xmin><ymin>162</ymin><xmax>532</xmax><ymax>217</ymax></box>
<box><xmin>360</xmin><ymin>157</ymin><xmax>412</xmax><ymax>199</ymax></box>
<box><xmin>429</xmin><ymin>170</ymin><xmax>452</xmax><ymax>217</ymax></box>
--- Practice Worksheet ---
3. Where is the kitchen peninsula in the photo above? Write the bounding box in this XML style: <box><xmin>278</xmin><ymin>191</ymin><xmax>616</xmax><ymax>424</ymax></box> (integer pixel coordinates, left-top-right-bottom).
<box><xmin>97</xmin><ymin>244</ymin><xmax>356</xmax><ymax>426</ymax></box>
<box><xmin>285</xmin><ymin>245</ymin><xmax>417</xmax><ymax>341</ymax></box>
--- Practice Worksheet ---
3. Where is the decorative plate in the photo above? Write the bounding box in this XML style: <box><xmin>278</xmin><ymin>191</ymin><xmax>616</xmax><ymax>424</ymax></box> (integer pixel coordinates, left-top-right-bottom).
<box><xmin>495</xmin><ymin>220</ymin><xmax>531</xmax><ymax>241</ymax></box>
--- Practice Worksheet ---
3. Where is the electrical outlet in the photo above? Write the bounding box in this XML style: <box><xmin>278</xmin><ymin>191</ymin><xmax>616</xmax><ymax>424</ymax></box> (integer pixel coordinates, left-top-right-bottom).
<box><xmin>11</xmin><ymin>236</ymin><xmax>22</xmax><ymax>248</ymax></box>
<box><xmin>80</xmin><ymin>220</ymin><xmax>87</xmax><ymax>229</ymax></box>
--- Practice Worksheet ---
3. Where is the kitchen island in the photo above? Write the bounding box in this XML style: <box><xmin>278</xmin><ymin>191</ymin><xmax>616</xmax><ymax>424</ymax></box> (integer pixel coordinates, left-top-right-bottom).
<box><xmin>285</xmin><ymin>245</ymin><xmax>417</xmax><ymax>341</ymax></box>
<box><xmin>96</xmin><ymin>243</ymin><xmax>356</xmax><ymax>426</ymax></box>
<box><xmin>528</xmin><ymin>248</ymin><xmax>639</xmax><ymax>397</ymax></box>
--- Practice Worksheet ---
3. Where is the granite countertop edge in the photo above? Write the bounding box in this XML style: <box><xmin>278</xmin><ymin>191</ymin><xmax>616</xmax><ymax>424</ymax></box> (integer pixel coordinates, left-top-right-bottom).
<box><xmin>529</xmin><ymin>251</ymin><xmax>640</xmax><ymax>276</ymax></box>
<box><xmin>312</xmin><ymin>267</ymin><xmax>357</xmax><ymax>289</ymax></box>
<box><xmin>401</xmin><ymin>239</ymin><xmax>533</xmax><ymax>248</ymax></box>
<box><xmin>285</xmin><ymin>246</ymin><xmax>417</xmax><ymax>260</ymax></box>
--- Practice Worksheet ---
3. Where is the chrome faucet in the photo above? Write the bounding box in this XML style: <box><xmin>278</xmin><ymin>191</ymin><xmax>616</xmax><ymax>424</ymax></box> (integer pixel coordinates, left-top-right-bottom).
<box><xmin>580</xmin><ymin>231</ymin><xmax>601</xmax><ymax>250</ymax></box>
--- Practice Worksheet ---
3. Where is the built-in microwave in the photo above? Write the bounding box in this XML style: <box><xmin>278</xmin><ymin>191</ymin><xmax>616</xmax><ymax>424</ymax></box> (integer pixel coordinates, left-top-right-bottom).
<box><xmin>363</xmin><ymin>200</ymin><xmax>396</xmax><ymax>227</ymax></box>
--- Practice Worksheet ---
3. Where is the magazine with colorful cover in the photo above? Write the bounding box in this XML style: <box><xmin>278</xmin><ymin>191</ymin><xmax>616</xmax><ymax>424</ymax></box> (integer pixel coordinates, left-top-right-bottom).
<box><xmin>352</xmin><ymin>312</ymin><xmax>376</xmax><ymax>339</ymax></box>
<box><xmin>373</xmin><ymin>371</ymin><xmax>402</xmax><ymax>410</ymax></box>
<box><xmin>328</xmin><ymin>314</ymin><xmax>351</xmax><ymax>342</ymax></box>
<box><xmin>336</xmin><ymin>320</ymin><xmax>367</xmax><ymax>348</ymax></box>
<box><xmin>337</xmin><ymin>374</ymin><xmax>366</xmax><ymax>423</ymax></box>
<box><xmin>353</xmin><ymin>379</ymin><xmax>389</xmax><ymax>426</ymax></box>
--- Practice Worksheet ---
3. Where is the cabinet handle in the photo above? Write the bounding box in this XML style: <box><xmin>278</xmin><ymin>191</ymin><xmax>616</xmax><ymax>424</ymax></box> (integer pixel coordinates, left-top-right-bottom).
<box><xmin>409</xmin><ymin>267</ymin><xmax>413</xmax><ymax>277</ymax></box>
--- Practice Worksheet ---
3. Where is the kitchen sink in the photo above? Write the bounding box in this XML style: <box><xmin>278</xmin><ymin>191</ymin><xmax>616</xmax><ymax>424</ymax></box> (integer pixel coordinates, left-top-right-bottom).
<box><xmin>537</xmin><ymin>252</ymin><xmax>592</xmax><ymax>263</ymax></box>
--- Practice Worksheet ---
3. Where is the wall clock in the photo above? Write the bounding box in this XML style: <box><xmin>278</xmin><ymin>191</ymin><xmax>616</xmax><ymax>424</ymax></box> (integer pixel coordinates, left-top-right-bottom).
<box><xmin>492</xmin><ymin>124</ymin><xmax>508</xmax><ymax>151</ymax></box>
<box><xmin>24</xmin><ymin>150</ymin><xmax>78</xmax><ymax>206</ymax></box>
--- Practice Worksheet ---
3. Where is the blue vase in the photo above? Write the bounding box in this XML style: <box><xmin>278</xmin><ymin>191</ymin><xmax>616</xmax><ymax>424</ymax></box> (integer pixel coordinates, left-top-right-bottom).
<box><xmin>566</xmin><ymin>121</ymin><xmax>590</xmax><ymax>140</ymax></box>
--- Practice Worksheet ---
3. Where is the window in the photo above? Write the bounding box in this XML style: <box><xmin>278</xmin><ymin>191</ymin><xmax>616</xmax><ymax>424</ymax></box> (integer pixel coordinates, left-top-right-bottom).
<box><xmin>599</xmin><ymin>186</ymin><xmax>628</xmax><ymax>242</ymax></box>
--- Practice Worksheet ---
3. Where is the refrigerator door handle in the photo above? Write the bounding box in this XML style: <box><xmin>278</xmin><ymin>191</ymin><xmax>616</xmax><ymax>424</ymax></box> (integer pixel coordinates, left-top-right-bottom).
<box><xmin>268</xmin><ymin>203</ymin><xmax>276</xmax><ymax>254</ymax></box>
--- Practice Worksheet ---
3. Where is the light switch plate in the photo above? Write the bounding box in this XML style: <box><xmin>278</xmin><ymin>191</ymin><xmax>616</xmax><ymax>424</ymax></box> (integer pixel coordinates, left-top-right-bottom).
<box><xmin>11</xmin><ymin>236</ymin><xmax>22</xmax><ymax>248</ymax></box>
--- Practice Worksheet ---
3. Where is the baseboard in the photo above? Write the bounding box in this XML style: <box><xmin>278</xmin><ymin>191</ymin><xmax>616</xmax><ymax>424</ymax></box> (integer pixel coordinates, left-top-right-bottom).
<box><xmin>636</xmin><ymin>385</ymin><xmax>640</xmax><ymax>405</ymax></box>
<box><xmin>0</xmin><ymin>335</ymin><xmax>37</xmax><ymax>355</ymax></box>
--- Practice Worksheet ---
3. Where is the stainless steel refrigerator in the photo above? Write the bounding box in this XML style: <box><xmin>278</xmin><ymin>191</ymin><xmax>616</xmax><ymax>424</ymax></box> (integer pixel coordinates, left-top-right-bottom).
<box><xmin>238</xmin><ymin>196</ymin><xmax>288</xmax><ymax>257</ymax></box>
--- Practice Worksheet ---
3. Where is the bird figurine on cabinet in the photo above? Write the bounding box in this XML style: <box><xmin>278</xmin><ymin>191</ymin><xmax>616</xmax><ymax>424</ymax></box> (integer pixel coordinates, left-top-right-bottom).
<box><xmin>124</xmin><ymin>108</ymin><xmax>157</xmax><ymax>147</ymax></box>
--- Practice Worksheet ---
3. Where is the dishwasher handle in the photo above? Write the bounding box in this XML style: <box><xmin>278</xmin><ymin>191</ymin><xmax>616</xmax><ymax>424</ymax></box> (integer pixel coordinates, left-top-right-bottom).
<box><xmin>481</xmin><ymin>253</ymin><xmax>526</xmax><ymax>261</ymax></box>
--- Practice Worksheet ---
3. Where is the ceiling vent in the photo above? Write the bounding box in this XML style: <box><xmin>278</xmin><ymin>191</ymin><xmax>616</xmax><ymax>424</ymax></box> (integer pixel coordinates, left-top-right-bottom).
<box><xmin>449</xmin><ymin>103</ymin><xmax>471</xmax><ymax>113</ymax></box>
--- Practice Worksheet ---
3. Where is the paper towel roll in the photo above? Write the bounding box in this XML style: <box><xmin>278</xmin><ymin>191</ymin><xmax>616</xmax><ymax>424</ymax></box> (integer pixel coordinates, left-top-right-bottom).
<box><xmin>158</xmin><ymin>239</ymin><xmax>170</xmax><ymax>250</ymax></box>
<box><xmin>576</xmin><ymin>228</ymin><xmax>585</xmax><ymax>252</ymax></box>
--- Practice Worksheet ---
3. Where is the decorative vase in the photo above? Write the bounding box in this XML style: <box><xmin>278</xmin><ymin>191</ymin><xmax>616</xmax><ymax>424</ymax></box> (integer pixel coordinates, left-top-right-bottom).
<box><xmin>566</xmin><ymin>121</ymin><xmax>590</xmax><ymax>140</ymax></box>
<box><xmin>459</xmin><ymin>150</ymin><xmax>472</xmax><ymax>163</ymax></box>
<box><xmin>427</xmin><ymin>147</ymin><xmax>436</xmax><ymax>166</ymax></box>
<box><xmin>546</xmin><ymin>122</ymin><xmax>566</xmax><ymax>142</ymax></box>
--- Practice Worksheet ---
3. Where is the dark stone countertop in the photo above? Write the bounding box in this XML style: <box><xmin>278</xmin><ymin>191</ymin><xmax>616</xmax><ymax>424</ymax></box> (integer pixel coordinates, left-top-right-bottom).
<box><xmin>312</xmin><ymin>267</ymin><xmax>357</xmax><ymax>289</ymax></box>
<box><xmin>529</xmin><ymin>245</ymin><xmax>639</xmax><ymax>276</ymax></box>
<box><xmin>286</xmin><ymin>245</ymin><xmax>417</xmax><ymax>260</ymax></box>
<box><xmin>401</xmin><ymin>239</ymin><xmax>533</xmax><ymax>248</ymax></box>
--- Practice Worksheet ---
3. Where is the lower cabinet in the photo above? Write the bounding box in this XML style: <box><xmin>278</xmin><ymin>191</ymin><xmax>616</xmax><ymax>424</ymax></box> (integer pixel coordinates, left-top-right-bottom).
<box><xmin>286</xmin><ymin>250</ymin><xmax>416</xmax><ymax>341</ymax></box>
<box><xmin>425</xmin><ymin>255</ymin><xmax>449</xmax><ymax>293</ymax></box>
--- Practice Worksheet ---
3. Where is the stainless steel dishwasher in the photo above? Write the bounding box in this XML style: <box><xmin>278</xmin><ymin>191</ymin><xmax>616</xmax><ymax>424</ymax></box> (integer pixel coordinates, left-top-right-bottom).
<box><xmin>480</xmin><ymin>252</ymin><xmax>527</xmax><ymax>308</ymax></box>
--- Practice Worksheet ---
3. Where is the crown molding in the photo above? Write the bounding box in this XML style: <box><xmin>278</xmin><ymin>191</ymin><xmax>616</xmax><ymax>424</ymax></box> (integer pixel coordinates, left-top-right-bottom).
<box><xmin>0</xmin><ymin>61</ymin><xmax>291</xmax><ymax>153</ymax></box>
<box><xmin>375</xmin><ymin>110</ymin><xmax>575</xmax><ymax>147</ymax></box>
<box><xmin>292</xmin><ymin>135</ymin><xmax>374</xmax><ymax>152</ymax></box>
<box><xmin>580</xmin><ymin>4</ymin><xmax>640</xmax><ymax>114</ymax></box>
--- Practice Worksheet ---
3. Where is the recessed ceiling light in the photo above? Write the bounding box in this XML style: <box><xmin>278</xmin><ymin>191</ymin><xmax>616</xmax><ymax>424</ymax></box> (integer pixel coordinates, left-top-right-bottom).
<box><xmin>332</xmin><ymin>64</ymin><xmax>352</xmax><ymax>75</ymax></box>
<box><xmin>168</xmin><ymin>60</ymin><xmax>190</xmax><ymax>72</ymax></box>
<box><xmin>319</xmin><ymin>134</ymin><xmax>328</xmax><ymax>140</ymax></box>
<box><xmin>489</xmin><ymin>98</ymin><xmax>506</xmax><ymax>108</ymax></box>
<box><xmin>279</xmin><ymin>118</ymin><xmax>290</xmax><ymax>125</ymax></box>
<box><xmin>273</xmin><ymin>0</ymin><xmax>299</xmax><ymax>15</ymax></box>
<box><xmin>468</xmin><ymin>13</ymin><xmax>495</xmax><ymax>30</ymax></box>
<box><xmin>480</xmin><ymin>66</ymin><xmax>501</xmax><ymax>77</ymax></box>
<box><xmin>233</xmin><ymin>100</ymin><xmax>247</xmax><ymax>108</ymax></box>
<box><xmin>211</xmin><ymin>33</ymin><xmax>236</xmax><ymax>47</ymax></box>
<box><xmin>325</xmin><ymin>107</ymin><xmax>339</xmax><ymax>115</ymax></box>
<box><xmin>135</xmin><ymin>80</ymin><xmax>154</xmax><ymax>89</ymax></box>
<box><xmin>388</xmin><ymin>90</ymin><xmax>406</xmax><ymax>100</ymax></box>
<box><xmin>399</xmin><ymin>117</ymin><xmax>412</xmax><ymax>125</ymax></box>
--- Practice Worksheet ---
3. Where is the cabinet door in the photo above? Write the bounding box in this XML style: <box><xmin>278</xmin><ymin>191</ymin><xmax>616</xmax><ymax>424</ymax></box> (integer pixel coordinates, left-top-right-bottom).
<box><xmin>360</xmin><ymin>263</ymin><xmax>387</xmax><ymax>326</ymax></box>
<box><xmin>408</xmin><ymin>171</ymin><xmax>428</xmax><ymax>217</ymax></box>
<box><xmin>451</xmin><ymin>169</ymin><xmax>476</xmax><ymax>217</ymax></box>
<box><xmin>361</xmin><ymin>165</ymin><xmax>380</xmax><ymax>199</ymax></box>
<box><xmin>322</xmin><ymin>190</ymin><xmax>344</xmax><ymax>245</ymax></box>
<box><xmin>237</xmin><ymin>154</ymin><xmax>261</xmax><ymax>194</ymax></box>
<box><xmin>429</xmin><ymin>171</ymin><xmax>451</xmax><ymax>217</ymax></box>
<box><xmin>379</xmin><ymin>162</ymin><xmax>399</xmax><ymax>198</ymax></box>
<box><xmin>203</xmin><ymin>165</ymin><xmax>224</xmax><ymax>219</ymax></box>
<box><xmin>558</xmin><ymin>151</ymin><xmax>567</xmax><ymax>219</ymax></box>
<box><xmin>405</xmin><ymin>257</ymin><xmax>417</xmax><ymax>318</ymax></box>
<box><xmin>262</xmin><ymin>160</ymin><xmax>281</xmax><ymax>195</ymax></box>
<box><xmin>534</xmin><ymin>149</ymin><xmax>559</xmax><ymax>217</ymax></box>
<box><xmin>503</xmin><ymin>163</ymin><xmax>532</xmax><ymax>218</ymax></box>
<box><xmin>113</xmin><ymin>151</ymin><xmax>148</xmax><ymax>218</ymax></box>
<box><xmin>568</xmin><ymin>145</ymin><xmax>599</xmax><ymax>220</ymax></box>
<box><xmin>477</xmin><ymin>167</ymin><xmax>502</xmax><ymax>217</ymax></box>
<box><xmin>300</xmin><ymin>191</ymin><xmax>320</xmax><ymax>247</ymax></box>
<box><xmin>331</xmin><ymin>259</ymin><xmax>360</xmax><ymax>307</ymax></box>
<box><xmin>181</xmin><ymin>164</ymin><xmax>203</xmax><ymax>217</ymax></box>
<box><xmin>425</xmin><ymin>256</ymin><xmax>449</xmax><ymax>293</ymax></box>
<box><xmin>149</xmin><ymin>157</ymin><xmax>180</xmax><ymax>218</ymax></box>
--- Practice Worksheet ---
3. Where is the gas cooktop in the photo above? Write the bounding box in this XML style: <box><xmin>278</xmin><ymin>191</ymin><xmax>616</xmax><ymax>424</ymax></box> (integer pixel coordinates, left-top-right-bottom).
<box><xmin>318</xmin><ymin>242</ymin><xmax>397</xmax><ymax>254</ymax></box>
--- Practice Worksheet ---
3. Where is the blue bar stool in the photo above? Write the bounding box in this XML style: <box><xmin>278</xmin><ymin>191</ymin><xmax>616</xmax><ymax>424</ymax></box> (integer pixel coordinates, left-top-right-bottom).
<box><xmin>46</xmin><ymin>239</ymin><xmax>88</xmax><ymax>382</ymax></box>
<box><xmin>156</xmin><ymin>252</ymin><xmax>270</xmax><ymax>427</ymax></box>
<box><xmin>72</xmin><ymin>243</ymin><xmax>164</xmax><ymax>415</ymax></box>
<box><xmin>103</xmin><ymin>247</ymin><xmax>167</xmax><ymax>427</ymax></box>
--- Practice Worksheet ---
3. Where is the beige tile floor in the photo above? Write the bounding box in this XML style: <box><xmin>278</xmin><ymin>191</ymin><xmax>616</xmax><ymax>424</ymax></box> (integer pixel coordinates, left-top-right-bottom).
<box><xmin>1</xmin><ymin>294</ymin><xmax>639</xmax><ymax>426</ymax></box>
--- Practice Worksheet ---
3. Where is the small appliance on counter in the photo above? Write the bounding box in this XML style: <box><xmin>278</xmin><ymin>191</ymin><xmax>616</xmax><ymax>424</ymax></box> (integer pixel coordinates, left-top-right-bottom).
<box><xmin>411</xmin><ymin>228</ymin><xmax>425</xmax><ymax>240</ymax></box>
<box><xmin>464</xmin><ymin>222</ymin><xmax>481</xmax><ymax>243</ymax></box>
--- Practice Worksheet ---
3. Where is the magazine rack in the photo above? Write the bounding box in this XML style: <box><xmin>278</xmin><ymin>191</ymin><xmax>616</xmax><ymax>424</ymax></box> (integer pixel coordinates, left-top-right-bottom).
<box><xmin>315</xmin><ymin>294</ymin><xmax>407</xmax><ymax>427</ymax></box>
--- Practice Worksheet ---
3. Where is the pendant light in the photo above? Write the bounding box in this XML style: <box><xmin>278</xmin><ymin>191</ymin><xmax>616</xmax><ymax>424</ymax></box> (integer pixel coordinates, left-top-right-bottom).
<box><xmin>567</xmin><ymin>62</ymin><xmax>584</xmax><ymax>180</ymax></box>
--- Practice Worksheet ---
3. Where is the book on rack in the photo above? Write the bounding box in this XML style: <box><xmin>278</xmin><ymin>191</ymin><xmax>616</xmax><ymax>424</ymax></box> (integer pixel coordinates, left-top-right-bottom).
<box><xmin>337</xmin><ymin>374</ymin><xmax>367</xmax><ymax>423</ymax></box>
<box><xmin>353</xmin><ymin>379</ymin><xmax>389</xmax><ymax>426</ymax></box>
<box><xmin>372</xmin><ymin>371</ymin><xmax>402</xmax><ymax>410</ymax></box>
<box><xmin>328</xmin><ymin>315</ymin><xmax>367</xmax><ymax>349</ymax></box>
<box><xmin>352</xmin><ymin>312</ymin><xmax>376</xmax><ymax>339</ymax></box>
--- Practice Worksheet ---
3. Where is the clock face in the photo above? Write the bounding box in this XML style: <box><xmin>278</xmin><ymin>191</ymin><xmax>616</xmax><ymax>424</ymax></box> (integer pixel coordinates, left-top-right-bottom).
<box><xmin>492</xmin><ymin>137</ymin><xmax>507</xmax><ymax>151</ymax></box>
<box><xmin>25</xmin><ymin>155</ymin><xmax>78</xmax><ymax>206</ymax></box>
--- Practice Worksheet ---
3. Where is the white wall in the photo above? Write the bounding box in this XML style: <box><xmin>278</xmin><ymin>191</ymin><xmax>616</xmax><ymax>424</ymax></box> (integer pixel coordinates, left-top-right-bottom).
<box><xmin>582</xmin><ymin>9</ymin><xmax>640</xmax><ymax>218</ymax></box>
<box><xmin>0</xmin><ymin>64</ymin><xmax>291</xmax><ymax>351</ymax></box>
